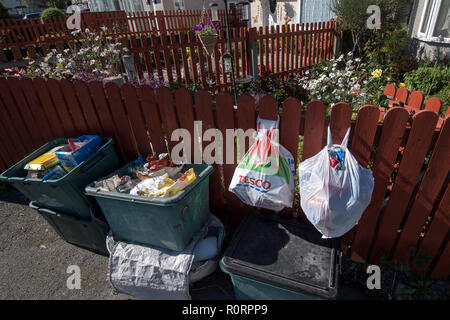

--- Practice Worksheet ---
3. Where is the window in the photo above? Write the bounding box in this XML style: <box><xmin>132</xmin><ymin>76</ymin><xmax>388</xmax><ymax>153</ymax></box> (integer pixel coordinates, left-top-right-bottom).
<box><xmin>174</xmin><ymin>0</ymin><xmax>185</xmax><ymax>10</ymax></box>
<box><xmin>417</xmin><ymin>0</ymin><xmax>450</xmax><ymax>43</ymax></box>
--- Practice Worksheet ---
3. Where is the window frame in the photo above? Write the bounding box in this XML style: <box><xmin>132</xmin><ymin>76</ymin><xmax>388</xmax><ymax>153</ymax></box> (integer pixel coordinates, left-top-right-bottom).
<box><xmin>417</xmin><ymin>0</ymin><xmax>450</xmax><ymax>44</ymax></box>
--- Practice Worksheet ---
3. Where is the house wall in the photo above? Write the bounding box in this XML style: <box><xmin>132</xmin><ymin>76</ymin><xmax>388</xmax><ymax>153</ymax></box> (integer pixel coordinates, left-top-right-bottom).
<box><xmin>406</xmin><ymin>0</ymin><xmax>450</xmax><ymax>61</ymax></box>
<box><xmin>1</xmin><ymin>0</ymin><xmax>41</xmax><ymax>16</ymax></box>
<box><xmin>249</xmin><ymin>0</ymin><xmax>335</xmax><ymax>29</ymax></box>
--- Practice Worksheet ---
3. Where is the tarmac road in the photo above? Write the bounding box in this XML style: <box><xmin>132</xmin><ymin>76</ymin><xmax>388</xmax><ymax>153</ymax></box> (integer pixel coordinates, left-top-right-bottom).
<box><xmin>0</xmin><ymin>190</ymin><xmax>131</xmax><ymax>300</ymax></box>
<box><xmin>0</xmin><ymin>188</ymin><xmax>367</xmax><ymax>300</ymax></box>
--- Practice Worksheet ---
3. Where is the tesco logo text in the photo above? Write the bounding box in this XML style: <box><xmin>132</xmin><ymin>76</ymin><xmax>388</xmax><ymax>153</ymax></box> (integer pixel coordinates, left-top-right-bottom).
<box><xmin>238</xmin><ymin>176</ymin><xmax>272</xmax><ymax>190</ymax></box>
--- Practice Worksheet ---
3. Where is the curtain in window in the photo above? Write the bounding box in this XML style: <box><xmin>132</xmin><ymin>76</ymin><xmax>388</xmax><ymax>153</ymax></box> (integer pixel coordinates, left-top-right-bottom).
<box><xmin>432</xmin><ymin>0</ymin><xmax>450</xmax><ymax>38</ymax></box>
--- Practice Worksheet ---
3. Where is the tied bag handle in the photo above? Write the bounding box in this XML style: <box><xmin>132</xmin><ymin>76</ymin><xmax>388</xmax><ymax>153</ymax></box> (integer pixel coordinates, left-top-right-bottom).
<box><xmin>327</xmin><ymin>126</ymin><xmax>351</xmax><ymax>149</ymax></box>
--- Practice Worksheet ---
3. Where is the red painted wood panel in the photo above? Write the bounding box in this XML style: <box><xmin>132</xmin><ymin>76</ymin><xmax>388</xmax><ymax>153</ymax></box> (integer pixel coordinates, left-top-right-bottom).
<box><xmin>236</xmin><ymin>94</ymin><xmax>256</xmax><ymax>160</ymax></box>
<box><xmin>280</xmin><ymin>98</ymin><xmax>302</xmax><ymax>165</ymax></box>
<box><xmin>412</xmin><ymin>166</ymin><xmax>450</xmax><ymax>273</ymax></box>
<box><xmin>384</xmin><ymin>84</ymin><xmax>396</xmax><ymax>100</ymax></box>
<box><xmin>340</xmin><ymin>105</ymin><xmax>380</xmax><ymax>255</ymax></box>
<box><xmin>215</xmin><ymin>92</ymin><xmax>240</xmax><ymax>226</ymax></box>
<box><xmin>330</xmin><ymin>102</ymin><xmax>352</xmax><ymax>145</ymax></box>
<box><xmin>391</xmin><ymin>113</ymin><xmax>446</xmax><ymax>264</ymax></box>
<box><xmin>430</xmin><ymin>238</ymin><xmax>450</xmax><ymax>279</ymax></box>
<box><xmin>121</xmin><ymin>84</ymin><xmax>152</xmax><ymax>156</ymax></box>
<box><xmin>46</xmin><ymin>79</ymin><xmax>77</xmax><ymax>137</ymax></box>
<box><xmin>135</xmin><ymin>85</ymin><xmax>166</xmax><ymax>155</ymax></box>
<box><xmin>73</xmin><ymin>81</ymin><xmax>104</xmax><ymax>136</ymax></box>
<box><xmin>370</xmin><ymin>110</ymin><xmax>438</xmax><ymax>264</ymax></box>
<box><xmin>350</xmin><ymin>107</ymin><xmax>409</xmax><ymax>262</ymax></box>
<box><xmin>32</xmin><ymin>78</ymin><xmax>65</xmax><ymax>138</ymax></box>
<box><xmin>20</xmin><ymin>78</ymin><xmax>54</xmax><ymax>142</ymax></box>
<box><xmin>0</xmin><ymin>78</ymin><xmax>35</xmax><ymax>154</ymax></box>
<box><xmin>155</xmin><ymin>87</ymin><xmax>179</xmax><ymax>151</ymax></box>
<box><xmin>425</xmin><ymin>97</ymin><xmax>442</xmax><ymax>114</ymax></box>
<box><xmin>302</xmin><ymin>100</ymin><xmax>326</xmax><ymax>161</ymax></box>
<box><xmin>173</xmin><ymin>88</ymin><xmax>197</xmax><ymax>163</ymax></box>
<box><xmin>395</xmin><ymin>87</ymin><xmax>409</xmax><ymax>104</ymax></box>
<box><xmin>193</xmin><ymin>90</ymin><xmax>225</xmax><ymax>217</ymax></box>
<box><xmin>87</xmin><ymin>81</ymin><xmax>126</xmax><ymax>161</ymax></box>
<box><xmin>104</xmin><ymin>82</ymin><xmax>137</xmax><ymax>162</ymax></box>
<box><xmin>408</xmin><ymin>91</ymin><xmax>424</xmax><ymax>110</ymax></box>
<box><xmin>0</xmin><ymin>113</ymin><xmax>17</xmax><ymax>166</ymax></box>
<box><xmin>6</xmin><ymin>77</ymin><xmax>44</xmax><ymax>148</ymax></box>
<box><xmin>59</xmin><ymin>79</ymin><xmax>90</xmax><ymax>134</ymax></box>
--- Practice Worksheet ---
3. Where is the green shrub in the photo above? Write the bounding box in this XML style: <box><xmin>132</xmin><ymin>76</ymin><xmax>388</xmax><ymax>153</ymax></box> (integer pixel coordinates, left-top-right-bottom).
<box><xmin>40</xmin><ymin>8</ymin><xmax>65</xmax><ymax>21</ymax></box>
<box><xmin>404</xmin><ymin>65</ymin><xmax>449</xmax><ymax>97</ymax></box>
<box><xmin>0</xmin><ymin>3</ymin><xmax>11</xmax><ymax>19</ymax></box>
<box><xmin>404</xmin><ymin>64</ymin><xmax>450</xmax><ymax>114</ymax></box>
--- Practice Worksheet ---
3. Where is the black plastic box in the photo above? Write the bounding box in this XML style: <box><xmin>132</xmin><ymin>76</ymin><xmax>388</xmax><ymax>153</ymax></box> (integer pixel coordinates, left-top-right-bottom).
<box><xmin>220</xmin><ymin>211</ymin><xmax>341</xmax><ymax>300</ymax></box>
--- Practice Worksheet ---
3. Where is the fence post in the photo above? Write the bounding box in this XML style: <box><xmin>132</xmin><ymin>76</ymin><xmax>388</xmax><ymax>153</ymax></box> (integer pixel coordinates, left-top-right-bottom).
<box><xmin>247</xmin><ymin>27</ymin><xmax>259</xmax><ymax>87</ymax></box>
<box><xmin>156</xmin><ymin>11</ymin><xmax>167</xmax><ymax>34</ymax></box>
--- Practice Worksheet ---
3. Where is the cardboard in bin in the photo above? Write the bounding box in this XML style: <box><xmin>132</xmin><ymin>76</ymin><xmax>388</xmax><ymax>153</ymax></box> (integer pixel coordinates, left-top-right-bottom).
<box><xmin>55</xmin><ymin>135</ymin><xmax>103</xmax><ymax>172</ymax></box>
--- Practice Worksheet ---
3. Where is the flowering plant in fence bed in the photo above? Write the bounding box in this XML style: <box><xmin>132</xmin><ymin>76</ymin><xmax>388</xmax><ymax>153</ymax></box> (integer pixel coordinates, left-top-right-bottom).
<box><xmin>193</xmin><ymin>21</ymin><xmax>220</xmax><ymax>57</ymax></box>
<box><xmin>1</xmin><ymin>28</ymin><xmax>125</xmax><ymax>82</ymax></box>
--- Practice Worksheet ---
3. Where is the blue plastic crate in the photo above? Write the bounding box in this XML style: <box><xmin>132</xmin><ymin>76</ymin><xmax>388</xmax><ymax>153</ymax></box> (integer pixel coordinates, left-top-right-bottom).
<box><xmin>55</xmin><ymin>135</ymin><xmax>103</xmax><ymax>172</ymax></box>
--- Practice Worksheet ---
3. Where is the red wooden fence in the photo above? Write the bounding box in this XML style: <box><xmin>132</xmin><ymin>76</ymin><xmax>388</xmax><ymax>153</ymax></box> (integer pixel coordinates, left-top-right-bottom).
<box><xmin>126</xmin><ymin>22</ymin><xmax>336</xmax><ymax>90</ymax></box>
<box><xmin>0</xmin><ymin>9</ymin><xmax>245</xmax><ymax>51</ymax></box>
<box><xmin>0</xmin><ymin>77</ymin><xmax>448</xmax><ymax>279</ymax></box>
<box><xmin>256</xmin><ymin>20</ymin><xmax>336</xmax><ymax>77</ymax></box>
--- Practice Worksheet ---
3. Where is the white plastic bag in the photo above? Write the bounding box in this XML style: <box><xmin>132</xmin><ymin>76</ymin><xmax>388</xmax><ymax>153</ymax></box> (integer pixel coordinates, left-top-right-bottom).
<box><xmin>298</xmin><ymin>127</ymin><xmax>374</xmax><ymax>238</ymax></box>
<box><xmin>229</xmin><ymin>117</ymin><xmax>296</xmax><ymax>211</ymax></box>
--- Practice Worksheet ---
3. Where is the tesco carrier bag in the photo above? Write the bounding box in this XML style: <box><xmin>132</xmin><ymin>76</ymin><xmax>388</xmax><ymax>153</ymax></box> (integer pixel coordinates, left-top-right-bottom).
<box><xmin>298</xmin><ymin>127</ymin><xmax>374</xmax><ymax>238</ymax></box>
<box><xmin>229</xmin><ymin>117</ymin><xmax>296</xmax><ymax>211</ymax></box>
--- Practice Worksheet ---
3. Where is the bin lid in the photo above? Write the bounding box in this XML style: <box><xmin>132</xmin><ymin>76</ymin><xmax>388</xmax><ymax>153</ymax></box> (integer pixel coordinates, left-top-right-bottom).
<box><xmin>221</xmin><ymin>211</ymin><xmax>340</xmax><ymax>299</ymax></box>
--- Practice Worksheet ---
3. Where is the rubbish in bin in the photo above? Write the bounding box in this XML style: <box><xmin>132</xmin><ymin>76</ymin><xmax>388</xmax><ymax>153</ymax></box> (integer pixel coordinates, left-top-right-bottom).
<box><xmin>298</xmin><ymin>127</ymin><xmax>375</xmax><ymax>238</ymax></box>
<box><xmin>41</xmin><ymin>164</ymin><xmax>68</xmax><ymax>181</ymax></box>
<box><xmin>24</xmin><ymin>145</ymin><xmax>66</xmax><ymax>179</ymax></box>
<box><xmin>0</xmin><ymin>137</ymin><xmax>121</xmax><ymax>219</ymax></box>
<box><xmin>116</xmin><ymin>176</ymin><xmax>137</xmax><ymax>193</ymax></box>
<box><xmin>136</xmin><ymin>153</ymin><xmax>182</xmax><ymax>180</ymax></box>
<box><xmin>229</xmin><ymin>116</ymin><xmax>296</xmax><ymax>212</ymax></box>
<box><xmin>24</xmin><ymin>145</ymin><xmax>64</xmax><ymax>171</ymax></box>
<box><xmin>92</xmin><ymin>153</ymin><xmax>188</xmax><ymax>198</ymax></box>
<box><xmin>85</xmin><ymin>161</ymin><xmax>213</xmax><ymax>251</ymax></box>
<box><xmin>130</xmin><ymin>168</ymin><xmax>196</xmax><ymax>198</ymax></box>
<box><xmin>55</xmin><ymin>135</ymin><xmax>104</xmax><ymax>172</ymax></box>
<box><xmin>107</xmin><ymin>214</ymin><xmax>225</xmax><ymax>300</ymax></box>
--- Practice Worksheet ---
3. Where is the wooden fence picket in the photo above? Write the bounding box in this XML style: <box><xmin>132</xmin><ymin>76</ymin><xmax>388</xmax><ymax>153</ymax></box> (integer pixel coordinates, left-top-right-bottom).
<box><xmin>350</xmin><ymin>107</ymin><xmax>409</xmax><ymax>262</ymax></box>
<box><xmin>121</xmin><ymin>84</ymin><xmax>152</xmax><ymax>157</ymax></box>
<box><xmin>391</xmin><ymin>114</ymin><xmax>447</xmax><ymax>264</ymax></box>
<box><xmin>302</xmin><ymin>100</ymin><xmax>327</xmax><ymax>161</ymax></box>
<box><xmin>370</xmin><ymin>111</ymin><xmax>439</xmax><ymax>264</ymax></box>
<box><xmin>104</xmin><ymin>82</ymin><xmax>138</xmax><ymax>162</ymax></box>
<box><xmin>0</xmin><ymin>74</ymin><xmax>447</xmax><ymax>279</ymax></box>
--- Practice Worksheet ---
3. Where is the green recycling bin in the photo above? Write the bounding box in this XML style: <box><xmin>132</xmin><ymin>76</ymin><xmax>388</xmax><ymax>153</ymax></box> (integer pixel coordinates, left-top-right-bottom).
<box><xmin>85</xmin><ymin>162</ymin><xmax>213</xmax><ymax>251</ymax></box>
<box><xmin>29</xmin><ymin>202</ymin><xmax>109</xmax><ymax>256</ymax></box>
<box><xmin>0</xmin><ymin>137</ymin><xmax>121</xmax><ymax>220</ymax></box>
